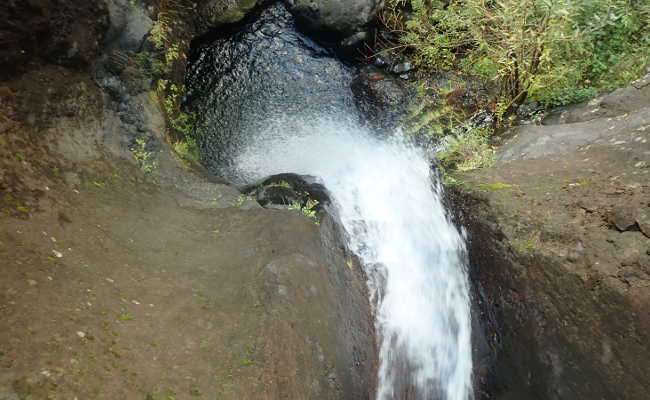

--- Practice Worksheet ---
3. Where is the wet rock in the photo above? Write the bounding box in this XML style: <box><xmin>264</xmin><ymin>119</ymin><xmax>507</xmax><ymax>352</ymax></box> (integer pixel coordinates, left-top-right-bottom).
<box><xmin>197</xmin><ymin>0</ymin><xmax>261</xmax><ymax>30</ymax></box>
<box><xmin>242</xmin><ymin>173</ymin><xmax>331</xmax><ymax>208</ymax></box>
<box><xmin>350</xmin><ymin>66</ymin><xmax>408</xmax><ymax>131</ymax></box>
<box><xmin>104</xmin><ymin>50</ymin><xmax>130</xmax><ymax>75</ymax></box>
<box><xmin>467</xmin><ymin>109</ymin><xmax>496</xmax><ymax>130</ymax></box>
<box><xmin>516</xmin><ymin>101</ymin><xmax>543</xmax><ymax>118</ymax></box>
<box><xmin>255</xmin><ymin>185</ymin><xmax>300</xmax><ymax>206</ymax></box>
<box><xmin>391</xmin><ymin>62</ymin><xmax>413</xmax><ymax>75</ymax></box>
<box><xmin>339</xmin><ymin>31</ymin><xmax>371</xmax><ymax>58</ymax></box>
<box><xmin>285</xmin><ymin>0</ymin><xmax>382</xmax><ymax>40</ymax></box>
<box><xmin>609</xmin><ymin>205</ymin><xmax>638</xmax><ymax>231</ymax></box>
<box><xmin>373</xmin><ymin>51</ymin><xmax>393</xmax><ymax>68</ymax></box>
<box><xmin>185</xmin><ymin>3</ymin><xmax>354</xmax><ymax>179</ymax></box>
<box><xmin>449</xmin><ymin>186</ymin><xmax>650</xmax><ymax>400</ymax></box>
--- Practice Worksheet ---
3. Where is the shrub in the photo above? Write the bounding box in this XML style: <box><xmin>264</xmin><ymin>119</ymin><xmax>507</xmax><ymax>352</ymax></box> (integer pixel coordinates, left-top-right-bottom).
<box><xmin>154</xmin><ymin>79</ymin><xmax>203</xmax><ymax>163</ymax></box>
<box><xmin>386</xmin><ymin>0</ymin><xmax>649</xmax><ymax>110</ymax></box>
<box><xmin>437</xmin><ymin>127</ymin><xmax>495</xmax><ymax>171</ymax></box>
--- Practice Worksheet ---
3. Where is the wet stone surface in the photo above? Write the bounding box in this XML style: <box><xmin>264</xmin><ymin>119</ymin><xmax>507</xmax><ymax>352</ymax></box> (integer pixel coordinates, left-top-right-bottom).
<box><xmin>185</xmin><ymin>3</ymin><xmax>356</xmax><ymax>181</ymax></box>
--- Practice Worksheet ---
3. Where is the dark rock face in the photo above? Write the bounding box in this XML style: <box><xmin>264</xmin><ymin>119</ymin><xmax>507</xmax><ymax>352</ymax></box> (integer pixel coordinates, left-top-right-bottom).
<box><xmin>255</xmin><ymin>185</ymin><xmax>300</xmax><ymax>206</ymax></box>
<box><xmin>185</xmin><ymin>3</ymin><xmax>355</xmax><ymax>180</ymax></box>
<box><xmin>449</xmin><ymin>188</ymin><xmax>650</xmax><ymax>400</ymax></box>
<box><xmin>446</xmin><ymin>77</ymin><xmax>650</xmax><ymax>398</ymax></box>
<box><xmin>242</xmin><ymin>173</ymin><xmax>331</xmax><ymax>211</ymax></box>
<box><xmin>350</xmin><ymin>66</ymin><xmax>408</xmax><ymax>131</ymax></box>
<box><xmin>284</xmin><ymin>0</ymin><xmax>382</xmax><ymax>41</ymax></box>
<box><xmin>104</xmin><ymin>0</ymin><xmax>152</xmax><ymax>52</ymax></box>
<box><xmin>0</xmin><ymin>0</ymin><xmax>110</xmax><ymax>78</ymax></box>
<box><xmin>197</xmin><ymin>0</ymin><xmax>261</xmax><ymax>31</ymax></box>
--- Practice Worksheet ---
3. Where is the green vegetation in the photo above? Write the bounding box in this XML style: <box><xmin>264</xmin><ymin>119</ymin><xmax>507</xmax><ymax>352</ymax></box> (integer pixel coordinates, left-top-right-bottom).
<box><xmin>118</xmin><ymin>313</ymin><xmax>134</xmax><ymax>321</ymax></box>
<box><xmin>189</xmin><ymin>386</ymin><xmax>203</xmax><ymax>397</ymax></box>
<box><xmin>484</xmin><ymin>183</ymin><xmax>514</xmax><ymax>190</ymax></box>
<box><xmin>384</xmin><ymin>0</ymin><xmax>648</xmax><ymax>174</ymax></box>
<box><xmin>133</xmin><ymin>0</ymin><xmax>203</xmax><ymax>165</ymax></box>
<box><xmin>130</xmin><ymin>138</ymin><xmax>157</xmax><ymax>173</ymax></box>
<box><xmin>405</xmin><ymin>92</ymin><xmax>461</xmax><ymax>138</ymax></box>
<box><xmin>386</xmin><ymin>0</ymin><xmax>649</xmax><ymax>110</ymax></box>
<box><xmin>154</xmin><ymin>79</ymin><xmax>202</xmax><ymax>164</ymax></box>
<box><xmin>289</xmin><ymin>199</ymin><xmax>320</xmax><ymax>225</ymax></box>
<box><xmin>437</xmin><ymin>127</ymin><xmax>496</xmax><ymax>171</ymax></box>
<box><xmin>266</xmin><ymin>180</ymin><xmax>292</xmax><ymax>189</ymax></box>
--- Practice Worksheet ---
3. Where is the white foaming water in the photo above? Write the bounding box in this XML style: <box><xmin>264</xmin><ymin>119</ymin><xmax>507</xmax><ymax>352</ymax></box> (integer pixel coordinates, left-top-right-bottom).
<box><xmin>235</xmin><ymin>117</ymin><xmax>473</xmax><ymax>400</ymax></box>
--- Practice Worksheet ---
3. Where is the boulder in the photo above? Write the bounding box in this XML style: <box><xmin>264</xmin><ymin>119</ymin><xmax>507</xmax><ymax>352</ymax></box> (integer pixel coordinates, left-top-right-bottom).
<box><xmin>255</xmin><ymin>185</ymin><xmax>300</xmax><ymax>206</ymax></box>
<box><xmin>351</xmin><ymin>65</ymin><xmax>408</xmax><ymax>131</ymax></box>
<box><xmin>608</xmin><ymin>205</ymin><xmax>639</xmax><ymax>232</ymax></box>
<box><xmin>284</xmin><ymin>0</ymin><xmax>382</xmax><ymax>41</ymax></box>
<box><xmin>185</xmin><ymin>3</ymin><xmax>355</xmax><ymax>178</ymax></box>
<box><xmin>242</xmin><ymin>173</ymin><xmax>331</xmax><ymax>210</ymax></box>
<box><xmin>196</xmin><ymin>0</ymin><xmax>260</xmax><ymax>31</ymax></box>
<box><xmin>104</xmin><ymin>0</ymin><xmax>153</xmax><ymax>52</ymax></box>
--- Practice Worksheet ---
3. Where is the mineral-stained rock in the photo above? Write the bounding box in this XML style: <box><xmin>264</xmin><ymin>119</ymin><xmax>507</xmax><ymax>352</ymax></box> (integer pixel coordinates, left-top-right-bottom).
<box><xmin>350</xmin><ymin>66</ymin><xmax>408</xmax><ymax>131</ymax></box>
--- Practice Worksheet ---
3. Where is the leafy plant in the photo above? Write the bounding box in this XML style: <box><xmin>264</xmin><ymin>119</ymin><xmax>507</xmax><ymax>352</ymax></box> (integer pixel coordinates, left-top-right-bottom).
<box><xmin>385</xmin><ymin>0</ymin><xmax>649</xmax><ymax>113</ymax></box>
<box><xmin>437</xmin><ymin>127</ymin><xmax>495</xmax><ymax>171</ymax></box>
<box><xmin>142</xmin><ymin>0</ymin><xmax>202</xmax><ymax>163</ymax></box>
<box><xmin>154</xmin><ymin>79</ymin><xmax>203</xmax><ymax>163</ymax></box>
<box><xmin>130</xmin><ymin>138</ymin><xmax>157</xmax><ymax>173</ymax></box>
<box><xmin>289</xmin><ymin>199</ymin><xmax>320</xmax><ymax>225</ymax></box>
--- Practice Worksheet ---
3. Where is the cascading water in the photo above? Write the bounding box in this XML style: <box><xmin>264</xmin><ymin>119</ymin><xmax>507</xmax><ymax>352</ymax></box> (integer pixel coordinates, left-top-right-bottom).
<box><xmin>186</xmin><ymin>3</ymin><xmax>473</xmax><ymax>398</ymax></box>
<box><xmin>234</xmin><ymin>117</ymin><xmax>473</xmax><ymax>400</ymax></box>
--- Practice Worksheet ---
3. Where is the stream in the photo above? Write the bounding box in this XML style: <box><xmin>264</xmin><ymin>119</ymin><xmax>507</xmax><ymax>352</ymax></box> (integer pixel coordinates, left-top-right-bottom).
<box><xmin>186</xmin><ymin>4</ymin><xmax>474</xmax><ymax>399</ymax></box>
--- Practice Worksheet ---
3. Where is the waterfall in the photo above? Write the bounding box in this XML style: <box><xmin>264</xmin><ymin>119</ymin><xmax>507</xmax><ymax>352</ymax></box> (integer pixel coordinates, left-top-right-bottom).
<box><xmin>234</xmin><ymin>116</ymin><xmax>474</xmax><ymax>400</ymax></box>
<box><xmin>186</xmin><ymin>3</ymin><xmax>474</xmax><ymax>397</ymax></box>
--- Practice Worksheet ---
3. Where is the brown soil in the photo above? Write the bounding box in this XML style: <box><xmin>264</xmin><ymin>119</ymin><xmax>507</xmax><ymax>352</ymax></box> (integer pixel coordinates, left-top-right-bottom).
<box><xmin>0</xmin><ymin>7</ymin><xmax>375</xmax><ymax>397</ymax></box>
<box><xmin>1</xmin><ymin>163</ymin><xmax>370</xmax><ymax>399</ymax></box>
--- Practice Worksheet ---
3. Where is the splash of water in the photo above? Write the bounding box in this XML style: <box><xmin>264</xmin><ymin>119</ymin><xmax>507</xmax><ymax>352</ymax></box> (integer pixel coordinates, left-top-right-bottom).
<box><xmin>234</xmin><ymin>116</ymin><xmax>473</xmax><ymax>400</ymax></box>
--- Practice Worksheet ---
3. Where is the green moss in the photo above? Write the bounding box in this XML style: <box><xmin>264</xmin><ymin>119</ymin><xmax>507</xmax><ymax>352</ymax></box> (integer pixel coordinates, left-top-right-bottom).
<box><xmin>118</xmin><ymin>314</ymin><xmax>134</xmax><ymax>321</ymax></box>
<box><xmin>485</xmin><ymin>183</ymin><xmax>514</xmax><ymax>190</ymax></box>
<box><xmin>437</xmin><ymin>127</ymin><xmax>496</xmax><ymax>172</ymax></box>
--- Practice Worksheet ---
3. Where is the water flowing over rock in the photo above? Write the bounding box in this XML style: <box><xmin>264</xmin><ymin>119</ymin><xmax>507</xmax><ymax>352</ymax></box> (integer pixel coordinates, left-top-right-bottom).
<box><xmin>234</xmin><ymin>118</ymin><xmax>474</xmax><ymax>400</ymax></box>
<box><xmin>351</xmin><ymin>65</ymin><xmax>409</xmax><ymax>132</ymax></box>
<box><xmin>187</xmin><ymin>4</ymin><xmax>474</xmax><ymax>399</ymax></box>
<box><xmin>185</xmin><ymin>3</ymin><xmax>355</xmax><ymax>180</ymax></box>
